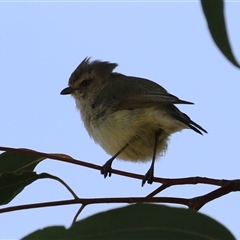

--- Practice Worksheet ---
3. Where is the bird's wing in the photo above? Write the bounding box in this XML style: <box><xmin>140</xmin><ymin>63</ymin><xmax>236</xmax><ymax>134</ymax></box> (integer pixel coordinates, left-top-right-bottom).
<box><xmin>114</xmin><ymin>93</ymin><xmax>193</xmax><ymax>110</ymax></box>
<box><xmin>94</xmin><ymin>74</ymin><xmax>193</xmax><ymax>111</ymax></box>
<box><xmin>94</xmin><ymin>74</ymin><xmax>207</xmax><ymax>135</ymax></box>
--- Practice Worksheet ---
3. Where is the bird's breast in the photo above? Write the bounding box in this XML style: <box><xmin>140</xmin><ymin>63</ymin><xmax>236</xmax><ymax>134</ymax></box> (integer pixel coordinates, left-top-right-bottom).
<box><xmin>87</xmin><ymin>107</ymin><xmax>180</xmax><ymax>161</ymax></box>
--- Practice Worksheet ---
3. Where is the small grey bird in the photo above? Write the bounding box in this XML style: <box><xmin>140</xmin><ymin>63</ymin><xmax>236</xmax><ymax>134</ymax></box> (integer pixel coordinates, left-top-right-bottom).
<box><xmin>61</xmin><ymin>57</ymin><xmax>207</xmax><ymax>186</ymax></box>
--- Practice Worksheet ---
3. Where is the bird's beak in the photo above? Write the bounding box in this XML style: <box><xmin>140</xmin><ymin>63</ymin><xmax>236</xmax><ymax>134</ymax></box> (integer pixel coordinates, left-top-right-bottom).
<box><xmin>60</xmin><ymin>87</ymin><xmax>75</xmax><ymax>95</ymax></box>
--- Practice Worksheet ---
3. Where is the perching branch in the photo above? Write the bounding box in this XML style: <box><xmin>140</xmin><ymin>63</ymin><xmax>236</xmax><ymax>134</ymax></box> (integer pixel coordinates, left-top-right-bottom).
<box><xmin>0</xmin><ymin>146</ymin><xmax>239</xmax><ymax>214</ymax></box>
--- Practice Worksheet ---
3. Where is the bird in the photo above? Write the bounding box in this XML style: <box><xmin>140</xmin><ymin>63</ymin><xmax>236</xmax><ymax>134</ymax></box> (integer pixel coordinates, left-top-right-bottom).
<box><xmin>60</xmin><ymin>57</ymin><xmax>207</xmax><ymax>186</ymax></box>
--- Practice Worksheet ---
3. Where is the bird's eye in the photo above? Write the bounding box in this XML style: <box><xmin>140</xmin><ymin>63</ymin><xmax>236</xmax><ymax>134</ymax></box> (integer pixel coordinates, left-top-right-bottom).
<box><xmin>81</xmin><ymin>79</ymin><xmax>91</xmax><ymax>87</ymax></box>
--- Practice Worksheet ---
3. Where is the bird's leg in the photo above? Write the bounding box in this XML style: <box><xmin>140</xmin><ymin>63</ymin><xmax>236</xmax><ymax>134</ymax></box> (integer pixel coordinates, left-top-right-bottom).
<box><xmin>142</xmin><ymin>130</ymin><xmax>162</xmax><ymax>186</ymax></box>
<box><xmin>101</xmin><ymin>142</ymin><xmax>130</xmax><ymax>178</ymax></box>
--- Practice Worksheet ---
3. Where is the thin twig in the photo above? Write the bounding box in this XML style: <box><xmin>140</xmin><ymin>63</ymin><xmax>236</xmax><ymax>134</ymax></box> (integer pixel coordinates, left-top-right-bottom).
<box><xmin>147</xmin><ymin>177</ymin><xmax>227</xmax><ymax>197</ymax></box>
<box><xmin>72</xmin><ymin>204</ymin><xmax>86</xmax><ymax>225</ymax></box>
<box><xmin>39</xmin><ymin>173</ymin><xmax>79</xmax><ymax>199</ymax></box>
<box><xmin>188</xmin><ymin>179</ymin><xmax>240</xmax><ymax>211</ymax></box>
<box><xmin>0</xmin><ymin>197</ymin><xmax>189</xmax><ymax>214</ymax></box>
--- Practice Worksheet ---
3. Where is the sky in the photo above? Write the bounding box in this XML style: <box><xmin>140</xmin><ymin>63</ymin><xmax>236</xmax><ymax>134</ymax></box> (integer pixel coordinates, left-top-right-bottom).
<box><xmin>1</xmin><ymin>1</ymin><xmax>240</xmax><ymax>239</ymax></box>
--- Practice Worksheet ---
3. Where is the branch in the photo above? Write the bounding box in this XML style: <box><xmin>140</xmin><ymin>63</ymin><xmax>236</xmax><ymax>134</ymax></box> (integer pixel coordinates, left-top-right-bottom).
<box><xmin>0</xmin><ymin>197</ymin><xmax>189</xmax><ymax>215</ymax></box>
<box><xmin>188</xmin><ymin>179</ymin><xmax>240</xmax><ymax>210</ymax></box>
<box><xmin>0</xmin><ymin>146</ymin><xmax>233</xmax><ymax>187</ymax></box>
<box><xmin>0</xmin><ymin>146</ymin><xmax>239</xmax><ymax>212</ymax></box>
<box><xmin>1</xmin><ymin>178</ymin><xmax>239</xmax><ymax>216</ymax></box>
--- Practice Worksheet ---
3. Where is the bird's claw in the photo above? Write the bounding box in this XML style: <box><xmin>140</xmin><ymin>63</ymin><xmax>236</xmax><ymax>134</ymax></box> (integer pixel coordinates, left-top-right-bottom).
<box><xmin>142</xmin><ymin>168</ymin><xmax>154</xmax><ymax>186</ymax></box>
<box><xmin>101</xmin><ymin>160</ymin><xmax>113</xmax><ymax>178</ymax></box>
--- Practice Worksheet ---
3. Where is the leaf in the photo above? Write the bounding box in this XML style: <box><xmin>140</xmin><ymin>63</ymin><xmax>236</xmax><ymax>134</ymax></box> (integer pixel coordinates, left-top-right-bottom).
<box><xmin>0</xmin><ymin>171</ymin><xmax>78</xmax><ymax>205</ymax></box>
<box><xmin>201</xmin><ymin>0</ymin><xmax>240</xmax><ymax>68</ymax></box>
<box><xmin>0</xmin><ymin>150</ymin><xmax>47</xmax><ymax>204</ymax></box>
<box><xmin>0</xmin><ymin>149</ymin><xmax>46</xmax><ymax>174</ymax></box>
<box><xmin>22</xmin><ymin>204</ymin><xmax>236</xmax><ymax>240</ymax></box>
<box><xmin>0</xmin><ymin>171</ymin><xmax>40</xmax><ymax>205</ymax></box>
<box><xmin>0</xmin><ymin>149</ymin><xmax>43</xmax><ymax>204</ymax></box>
<box><xmin>0</xmin><ymin>149</ymin><xmax>78</xmax><ymax>204</ymax></box>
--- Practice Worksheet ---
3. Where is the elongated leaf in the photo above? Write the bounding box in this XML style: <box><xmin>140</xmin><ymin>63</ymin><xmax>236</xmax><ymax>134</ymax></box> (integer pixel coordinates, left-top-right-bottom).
<box><xmin>201</xmin><ymin>0</ymin><xmax>240</xmax><ymax>68</ymax></box>
<box><xmin>0</xmin><ymin>171</ymin><xmax>76</xmax><ymax>205</ymax></box>
<box><xmin>0</xmin><ymin>149</ymin><xmax>77</xmax><ymax>204</ymax></box>
<box><xmin>0</xmin><ymin>149</ymin><xmax>46</xmax><ymax>174</ymax></box>
<box><xmin>0</xmin><ymin>150</ymin><xmax>47</xmax><ymax>204</ymax></box>
<box><xmin>0</xmin><ymin>171</ymin><xmax>40</xmax><ymax>205</ymax></box>
<box><xmin>22</xmin><ymin>204</ymin><xmax>235</xmax><ymax>240</ymax></box>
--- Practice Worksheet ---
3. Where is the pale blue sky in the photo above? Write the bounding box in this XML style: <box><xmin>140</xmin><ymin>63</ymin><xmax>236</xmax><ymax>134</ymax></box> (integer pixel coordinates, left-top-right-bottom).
<box><xmin>1</xmin><ymin>2</ymin><xmax>240</xmax><ymax>239</ymax></box>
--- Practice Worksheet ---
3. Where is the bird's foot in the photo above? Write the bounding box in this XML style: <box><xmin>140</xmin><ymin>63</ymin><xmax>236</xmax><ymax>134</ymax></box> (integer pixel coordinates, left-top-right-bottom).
<box><xmin>101</xmin><ymin>159</ymin><xmax>113</xmax><ymax>178</ymax></box>
<box><xmin>142</xmin><ymin>167</ymin><xmax>154</xmax><ymax>186</ymax></box>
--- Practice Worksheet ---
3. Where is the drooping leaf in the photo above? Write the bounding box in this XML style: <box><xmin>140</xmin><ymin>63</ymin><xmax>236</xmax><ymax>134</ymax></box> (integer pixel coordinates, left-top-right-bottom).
<box><xmin>22</xmin><ymin>204</ymin><xmax>235</xmax><ymax>240</ymax></box>
<box><xmin>0</xmin><ymin>171</ymin><xmax>77</xmax><ymax>205</ymax></box>
<box><xmin>0</xmin><ymin>149</ymin><xmax>46</xmax><ymax>174</ymax></box>
<box><xmin>201</xmin><ymin>0</ymin><xmax>240</xmax><ymax>68</ymax></box>
<box><xmin>0</xmin><ymin>171</ymin><xmax>40</xmax><ymax>205</ymax></box>
<box><xmin>0</xmin><ymin>149</ymin><xmax>77</xmax><ymax>204</ymax></box>
<box><xmin>0</xmin><ymin>150</ymin><xmax>47</xmax><ymax>204</ymax></box>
